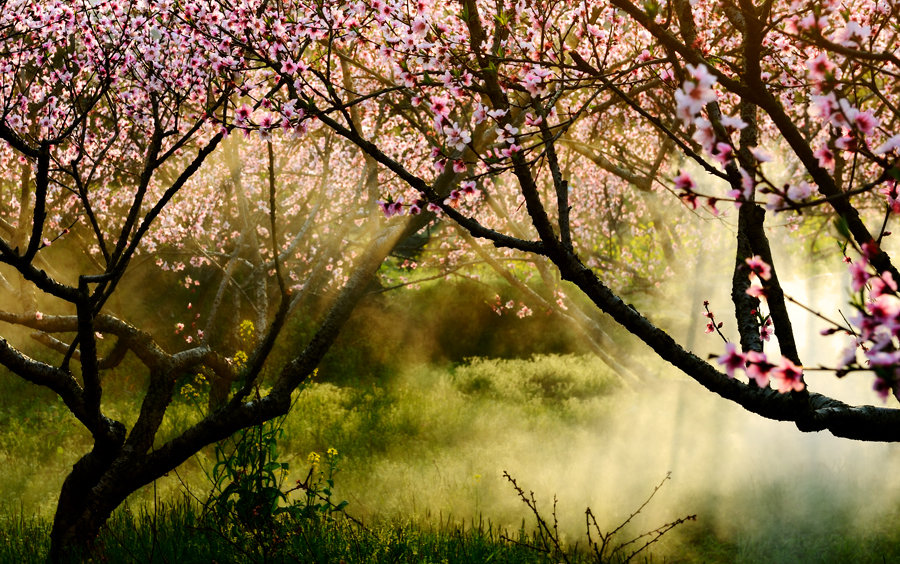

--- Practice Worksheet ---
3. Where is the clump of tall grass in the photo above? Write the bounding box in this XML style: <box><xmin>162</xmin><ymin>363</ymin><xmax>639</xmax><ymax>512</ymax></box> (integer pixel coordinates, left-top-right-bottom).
<box><xmin>452</xmin><ymin>354</ymin><xmax>622</xmax><ymax>403</ymax></box>
<box><xmin>0</xmin><ymin>500</ymin><xmax>614</xmax><ymax>564</ymax></box>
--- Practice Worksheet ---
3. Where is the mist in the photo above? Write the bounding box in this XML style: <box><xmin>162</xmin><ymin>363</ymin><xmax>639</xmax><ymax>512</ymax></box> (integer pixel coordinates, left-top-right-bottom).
<box><xmin>2</xmin><ymin>184</ymin><xmax>898</xmax><ymax>564</ymax></box>
<box><xmin>295</xmin><ymin>212</ymin><xmax>900</xmax><ymax>563</ymax></box>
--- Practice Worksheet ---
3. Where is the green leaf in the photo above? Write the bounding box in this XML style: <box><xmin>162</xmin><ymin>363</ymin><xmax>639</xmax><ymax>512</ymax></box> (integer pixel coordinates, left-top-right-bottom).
<box><xmin>833</xmin><ymin>216</ymin><xmax>852</xmax><ymax>240</ymax></box>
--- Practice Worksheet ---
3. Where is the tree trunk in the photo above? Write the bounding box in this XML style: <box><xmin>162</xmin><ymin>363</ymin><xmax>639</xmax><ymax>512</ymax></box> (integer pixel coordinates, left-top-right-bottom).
<box><xmin>49</xmin><ymin>446</ymin><xmax>126</xmax><ymax>562</ymax></box>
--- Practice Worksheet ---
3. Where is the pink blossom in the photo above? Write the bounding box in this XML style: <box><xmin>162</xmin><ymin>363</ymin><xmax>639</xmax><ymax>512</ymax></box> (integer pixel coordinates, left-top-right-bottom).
<box><xmin>472</xmin><ymin>104</ymin><xmax>487</xmax><ymax>124</ymax></box>
<box><xmin>814</xmin><ymin>146</ymin><xmax>835</xmax><ymax>170</ymax></box>
<box><xmin>460</xmin><ymin>180</ymin><xmax>480</xmax><ymax>203</ymax></box>
<box><xmin>235</xmin><ymin>104</ymin><xmax>252</xmax><ymax>124</ymax></box>
<box><xmin>835</xmin><ymin>135</ymin><xmax>857</xmax><ymax>152</ymax></box>
<box><xmin>771</xmin><ymin>358</ymin><xmax>805</xmax><ymax>393</ymax></box>
<box><xmin>673</xmin><ymin>170</ymin><xmax>695</xmax><ymax>191</ymax></box>
<box><xmin>835</xmin><ymin>20</ymin><xmax>871</xmax><ymax>47</ymax></box>
<box><xmin>806</xmin><ymin>52</ymin><xmax>835</xmax><ymax>82</ymax></box>
<box><xmin>691</xmin><ymin>118</ymin><xmax>716</xmax><ymax>152</ymax></box>
<box><xmin>854</xmin><ymin>110</ymin><xmax>879</xmax><ymax>136</ymax></box>
<box><xmin>35</xmin><ymin>311</ymin><xmax>43</xmax><ymax>321</ymax></box>
<box><xmin>873</xmin><ymin>377</ymin><xmax>892</xmax><ymax>401</ymax></box>
<box><xmin>849</xmin><ymin>259</ymin><xmax>870</xmax><ymax>292</ymax></box>
<box><xmin>798</xmin><ymin>12</ymin><xmax>828</xmax><ymax>31</ymax></box>
<box><xmin>717</xmin><ymin>342</ymin><xmax>745</xmax><ymax>378</ymax></box>
<box><xmin>720</xmin><ymin>115</ymin><xmax>748</xmax><ymax>130</ymax></box>
<box><xmin>809</xmin><ymin>93</ymin><xmax>838</xmax><ymax>121</ymax></box>
<box><xmin>444</xmin><ymin>189</ymin><xmax>461</xmax><ymax>208</ymax></box>
<box><xmin>746</xmin><ymin>284</ymin><xmax>768</xmax><ymax>300</ymax></box>
<box><xmin>680</xmin><ymin>191</ymin><xmax>699</xmax><ymax>210</ymax></box>
<box><xmin>410</xmin><ymin>16</ymin><xmax>428</xmax><ymax>36</ymax></box>
<box><xmin>443</xmin><ymin>122</ymin><xmax>471</xmax><ymax>151</ymax></box>
<box><xmin>759</xmin><ymin>317</ymin><xmax>773</xmax><ymax>341</ymax></box>
<box><xmin>786</xmin><ymin>181</ymin><xmax>812</xmax><ymax>201</ymax></box>
<box><xmin>711</xmin><ymin>143</ymin><xmax>733</xmax><ymax>166</ymax></box>
<box><xmin>674</xmin><ymin>64</ymin><xmax>717</xmax><ymax>123</ymax></box>
<box><xmin>881</xmin><ymin>182</ymin><xmax>900</xmax><ymax>213</ymax></box>
<box><xmin>521</xmin><ymin>67</ymin><xmax>551</xmax><ymax>95</ymax></box>
<box><xmin>430</xmin><ymin>95</ymin><xmax>451</xmax><ymax>121</ymax></box>
<box><xmin>496</xmin><ymin>123</ymin><xmax>519</xmax><ymax>144</ymax></box>
<box><xmin>745</xmin><ymin>255</ymin><xmax>772</xmax><ymax>280</ymax></box>
<box><xmin>839</xmin><ymin>341</ymin><xmax>859</xmax><ymax>367</ymax></box>
<box><xmin>866</xmin><ymin>350</ymin><xmax>900</xmax><ymax>366</ymax></box>
<box><xmin>749</xmin><ymin>147</ymin><xmax>773</xmax><ymax>163</ymax></box>
<box><xmin>745</xmin><ymin>351</ymin><xmax>772</xmax><ymax>387</ymax></box>
<box><xmin>869</xmin><ymin>271</ymin><xmax>898</xmax><ymax>298</ymax></box>
<box><xmin>866</xmin><ymin>294</ymin><xmax>900</xmax><ymax>334</ymax></box>
<box><xmin>524</xmin><ymin>113</ymin><xmax>543</xmax><ymax>127</ymax></box>
<box><xmin>500</xmin><ymin>144</ymin><xmax>522</xmax><ymax>157</ymax></box>
<box><xmin>378</xmin><ymin>198</ymin><xmax>404</xmax><ymax>218</ymax></box>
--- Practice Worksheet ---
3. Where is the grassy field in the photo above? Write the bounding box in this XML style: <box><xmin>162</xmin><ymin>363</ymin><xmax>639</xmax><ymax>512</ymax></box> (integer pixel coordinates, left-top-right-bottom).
<box><xmin>2</xmin><ymin>354</ymin><xmax>900</xmax><ymax>562</ymax></box>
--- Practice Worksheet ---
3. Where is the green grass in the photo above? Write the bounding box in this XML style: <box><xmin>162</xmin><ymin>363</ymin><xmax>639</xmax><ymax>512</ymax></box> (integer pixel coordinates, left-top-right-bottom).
<box><xmin>4</xmin><ymin>354</ymin><xmax>900</xmax><ymax>562</ymax></box>
<box><xmin>0</xmin><ymin>499</ymin><xmax>626</xmax><ymax>564</ymax></box>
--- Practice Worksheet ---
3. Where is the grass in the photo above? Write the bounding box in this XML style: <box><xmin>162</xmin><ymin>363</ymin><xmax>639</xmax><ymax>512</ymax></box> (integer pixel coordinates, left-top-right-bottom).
<box><xmin>3</xmin><ymin>354</ymin><xmax>900</xmax><ymax>562</ymax></box>
<box><xmin>0</xmin><ymin>498</ymin><xmax>639</xmax><ymax>564</ymax></box>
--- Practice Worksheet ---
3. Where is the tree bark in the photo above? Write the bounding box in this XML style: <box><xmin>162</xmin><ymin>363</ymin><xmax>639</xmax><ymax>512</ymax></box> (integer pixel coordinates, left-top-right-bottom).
<box><xmin>49</xmin><ymin>430</ymin><xmax>126</xmax><ymax>562</ymax></box>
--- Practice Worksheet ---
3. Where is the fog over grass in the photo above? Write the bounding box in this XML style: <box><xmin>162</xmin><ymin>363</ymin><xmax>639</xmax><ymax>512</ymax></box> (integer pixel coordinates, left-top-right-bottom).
<box><xmin>3</xmin><ymin>213</ymin><xmax>900</xmax><ymax>562</ymax></box>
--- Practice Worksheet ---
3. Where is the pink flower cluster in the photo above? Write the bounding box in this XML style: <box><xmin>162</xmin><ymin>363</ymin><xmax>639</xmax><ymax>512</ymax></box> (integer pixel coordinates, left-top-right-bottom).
<box><xmin>717</xmin><ymin>343</ymin><xmax>805</xmax><ymax>393</ymax></box>
<box><xmin>712</xmin><ymin>255</ymin><xmax>804</xmax><ymax>393</ymax></box>
<box><xmin>836</xmin><ymin>247</ymin><xmax>900</xmax><ymax>401</ymax></box>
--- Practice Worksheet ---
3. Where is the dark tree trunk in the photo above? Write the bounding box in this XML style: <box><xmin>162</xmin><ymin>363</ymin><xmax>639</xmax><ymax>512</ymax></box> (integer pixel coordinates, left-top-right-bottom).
<box><xmin>49</xmin><ymin>442</ymin><xmax>127</xmax><ymax>562</ymax></box>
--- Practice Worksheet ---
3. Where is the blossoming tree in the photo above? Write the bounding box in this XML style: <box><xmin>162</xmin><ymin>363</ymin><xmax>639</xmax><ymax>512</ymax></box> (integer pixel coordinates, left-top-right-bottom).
<box><xmin>2</xmin><ymin>0</ymin><xmax>900</xmax><ymax>559</ymax></box>
<box><xmin>225</xmin><ymin>0</ymin><xmax>900</xmax><ymax>440</ymax></box>
<box><xmin>0</xmin><ymin>1</ymin><xmax>433</xmax><ymax>559</ymax></box>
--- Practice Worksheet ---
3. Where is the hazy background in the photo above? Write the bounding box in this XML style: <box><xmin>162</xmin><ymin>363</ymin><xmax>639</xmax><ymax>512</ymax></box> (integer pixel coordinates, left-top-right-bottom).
<box><xmin>2</xmin><ymin>204</ymin><xmax>899</xmax><ymax>563</ymax></box>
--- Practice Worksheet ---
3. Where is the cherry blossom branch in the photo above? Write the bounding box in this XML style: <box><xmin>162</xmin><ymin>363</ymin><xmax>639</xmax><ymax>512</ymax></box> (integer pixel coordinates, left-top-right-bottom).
<box><xmin>798</xmin><ymin>30</ymin><xmax>900</xmax><ymax>68</ymax></box>
<box><xmin>306</xmin><ymin>104</ymin><xmax>546</xmax><ymax>254</ymax></box>
<box><xmin>612</xmin><ymin>0</ymin><xmax>899</xmax><ymax>282</ymax></box>
<box><xmin>568</xmin><ymin>51</ymin><xmax>729</xmax><ymax>182</ymax></box>
<box><xmin>703</xmin><ymin>301</ymin><xmax>729</xmax><ymax>343</ymax></box>
<box><xmin>555</xmin><ymin>252</ymin><xmax>900</xmax><ymax>440</ymax></box>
